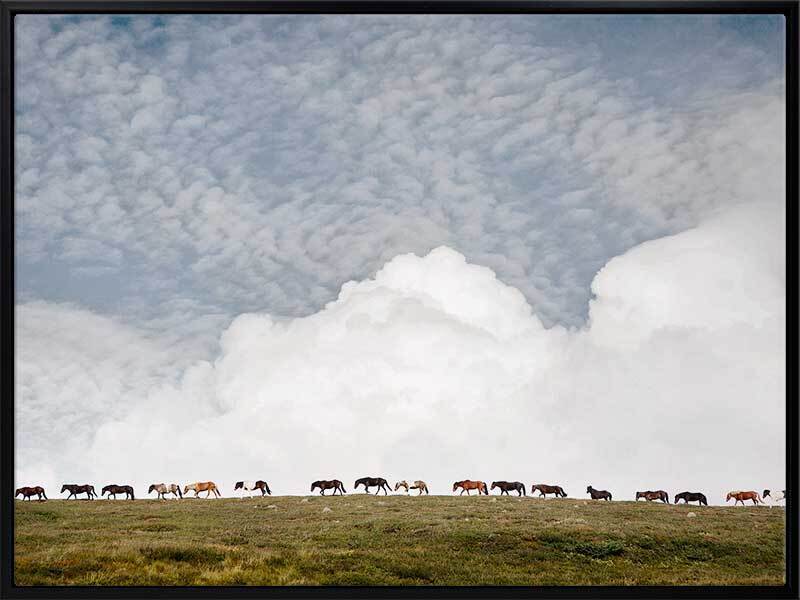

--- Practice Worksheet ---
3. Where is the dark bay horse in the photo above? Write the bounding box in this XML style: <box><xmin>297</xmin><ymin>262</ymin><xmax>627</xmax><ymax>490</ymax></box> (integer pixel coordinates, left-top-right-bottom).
<box><xmin>354</xmin><ymin>477</ymin><xmax>390</xmax><ymax>495</ymax></box>
<box><xmin>234</xmin><ymin>481</ymin><xmax>272</xmax><ymax>497</ymax></box>
<box><xmin>491</xmin><ymin>481</ymin><xmax>526</xmax><ymax>496</ymax></box>
<box><xmin>532</xmin><ymin>484</ymin><xmax>566</xmax><ymax>498</ymax></box>
<box><xmin>15</xmin><ymin>486</ymin><xmax>47</xmax><ymax>501</ymax></box>
<box><xmin>636</xmin><ymin>490</ymin><xmax>669</xmax><ymax>503</ymax></box>
<box><xmin>61</xmin><ymin>484</ymin><xmax>96</xmax><ymax>500</ymax></box>
<box><xmin>311</xmin><ymin>480</ymin><xmax>346</xmax><ymax>495</ymax></box>
<box><xmin>586</xmin><ymin>486</ymin><xmax>612</xmax><ymax>501</ymax></box>
<box><xmin>453</xmin><ymin>480</ymin><xmax>488</xmax><ymax>495</ymax></box>
<box><xmin>726</xmin><ymin>490</ymin><xmax>761</xmax><ymax>506</ymax></box>
<box><xmin>674</xmin><ymin>491</ymin><xmax>707</xmax><ymax>506</ymax></box>
<box><xmin>102</xmin><ymin>484</ymin><xmax>134</xmax><ymax>500</ymax></box>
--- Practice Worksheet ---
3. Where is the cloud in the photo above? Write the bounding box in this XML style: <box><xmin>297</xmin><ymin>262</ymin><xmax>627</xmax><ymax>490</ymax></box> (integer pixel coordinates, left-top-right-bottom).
<box><xmin>14</xmin><ymin>15</ymin><xmax>785</xmax><ymax>329</ymax></box>
<box><xmin>15</xmin><ymin>198</ymin><xmax>784</xmax><ymax>503</ymax></box>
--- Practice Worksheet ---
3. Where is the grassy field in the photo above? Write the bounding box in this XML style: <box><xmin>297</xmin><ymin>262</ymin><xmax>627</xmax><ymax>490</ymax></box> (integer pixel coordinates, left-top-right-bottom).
<box><xmin>15</xmin><ymin>495</ymin><xmax>784</xmax><ymax>586</ymax></box>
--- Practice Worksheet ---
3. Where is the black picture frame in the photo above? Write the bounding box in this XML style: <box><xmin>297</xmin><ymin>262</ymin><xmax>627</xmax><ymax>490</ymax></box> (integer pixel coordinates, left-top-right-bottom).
<box><xmin>1</xmin><ymin>2</ymin><xmax>797</xmax><ymax>598</ymax></box>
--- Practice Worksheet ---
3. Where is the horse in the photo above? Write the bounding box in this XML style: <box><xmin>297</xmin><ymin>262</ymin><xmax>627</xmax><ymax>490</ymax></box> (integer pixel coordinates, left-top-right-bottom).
<box><xmin>674</xmin><ymin>491</ymin><xmax>707</xmax><ymax>506</ymax></box>
<box><xmin>491</xmin><ymin>481</ymin><xmax>526</xmax><ymax>496</ymax></box>
<box><xmin>394</xmin><ymin>480</ymin><xmax>429</xmax><ymax>495</ymax></box>
<box><xmin>234</xmin><ymin>480</ymin><xmax>272</xmax><ymax>498</ymax></box>
<box><xmin>148</xmin><ymin>483</ymin><xmax>182</xmax><ymax>499</ymax></box>
<box><xmin>453</xmin><ymin>480</ymin><xmax>488</xmax><ymax>495</ymax></box>
<box><xmin>15</xmin><ymin>486</ymin><xmax>47</xmax><ymax>501</ymax></box>
<box><xmin>586</xmin><ymin>486</ymin><xmax>612</xmax><ymax>501</ymax></box>
<box><xmin>61</xmin><ymin>484</ymin><xmax>96</xmax><ymax>500</ymax></box>
<box><xmin>311</xmin><ymin>480</ymin><xmax>346</xmax><ymax>495</ymax></box>
<box><xmin>101</xmin><ymin>484</ymin><xmax>134</xmax><ymax>500</ymax></box>
<box><xmin>354</xmin><ymin>477</ymin><xmax>391</xmax><ymax>495</ymax></box>
<box><xmin>635</xmin><ymin>490</ymin><xmax>669</xmax><ymax>503</ymax></box>
<box><xmin>184</xmin><ymin>481</ymin><xmax>221</xmax><ymax>498</ymax></box>
<box><xmin>763</xmin><ymin>489</ymin><xmax>786</xmax><ymax>503</ymax></box>
<box><xmin>726</xmin><ymin>490</ymin><xmax>761</xmax><ymax>506</ymax></box>
<box><xmin>531</xmin><ymin>484</ymin><xmax>567</xmax><ymax>498</ymax></box>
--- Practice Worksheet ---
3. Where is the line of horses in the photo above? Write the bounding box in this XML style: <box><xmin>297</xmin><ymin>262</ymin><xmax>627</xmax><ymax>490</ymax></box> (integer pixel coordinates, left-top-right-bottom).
<box><xmin>14</xmin><ymin>481</ymin><xmax>787</xmax><ymax>506</ymax></box>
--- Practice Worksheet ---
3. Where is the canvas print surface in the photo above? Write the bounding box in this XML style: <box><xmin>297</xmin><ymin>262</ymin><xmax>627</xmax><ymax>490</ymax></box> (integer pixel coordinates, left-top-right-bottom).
<box><xmin>13</xmin><ymin>14</ymin><xmax>786</xmax><ymax>586</ymax></box>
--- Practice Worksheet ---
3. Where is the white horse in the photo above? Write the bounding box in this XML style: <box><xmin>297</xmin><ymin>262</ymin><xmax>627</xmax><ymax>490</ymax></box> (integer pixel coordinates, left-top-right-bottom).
<box><xmin>763</xmin><ymin>489</ymin><xmax>786</xmax><ymax>506</ymax></box>
<box><xmin>148</xmin><ymin>483</ymin><xmax>182</xmax><ymax>499</ymax></box>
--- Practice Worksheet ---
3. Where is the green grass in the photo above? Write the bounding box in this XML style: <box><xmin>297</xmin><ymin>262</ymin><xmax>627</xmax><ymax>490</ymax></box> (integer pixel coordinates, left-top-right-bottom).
<box><xmin>14</xmin><ymin>496</ymin><xmax>785</xmax><ymax>586</ymax></box>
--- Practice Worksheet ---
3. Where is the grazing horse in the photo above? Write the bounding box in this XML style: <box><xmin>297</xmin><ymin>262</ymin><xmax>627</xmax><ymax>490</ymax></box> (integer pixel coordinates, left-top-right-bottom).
<box><xmin>15</xmin><ymin>486</ymin><xmax>47</xmax><ymax>501</ymax></box>
<box><xmin>184</xmin><ymin>482</ymin><xmax>221</xmax><ymax>498</ymax></box>
<box><xmin>234</xmin><ymin>480</ymin><xmax>272</xmax><ymax>497</ymax></box>
<box><xmin>491</xmin><ymin>481</ymin><xmax>526</xmax><ymax>496</ymax></box>
<box><xmin>674</xmin><ymin>491</ymin><xmax>707</xmax><ymax>506</ymax></box>
<box><xmin>635</xmin><ymin>490</ymin><xmax>669</xmax><ymax>503</ymax></box>
<box><xmin>453</xmin><ymin>480</ymin><xmax>488</xmax><ymax>495</ymax></box>
<box><xmin>102</xmin><ymin>484</ymin><xmax>134</xmax><ymax>500</ymax></box>
<box><xmin>763</xmin><ymin>489</ymin><xmax>786</xmax><ymax>503</ymax></box>
<box><xmin>531</xmin><ymin>484</ymin><xmax>567</xmax><ymax>498</ymax></box>
<box><xmin>726</xmin><ymin>490</ymin><xmax>761</xmax><ymax>506</ymax></box>
<box><xmin>394</xmin><ymin>480</ymin><xmax>429</xmax><ymax>495</ymax></box>
<box><xmin>148</xmin><ymin>483</ymin><xmax>182</xmax><ymax>499</ymax></box>
<box><xmin>61</xmin><ymin>484</ymin><xmax>96</xmax><ymax>500</ymax></box>
<box><xmin>354</xmin><ymin>477</ymin><xmax>391</xmax><ymax>495</ymax></box>
<box><xmin>311</xmin><ymin>480</ymin><xmax>346</xmax><ymax>495</ymax></box>
<box><xmin>586</xmin><ymin>486</ymin><xmax>612</xmax><ymax>501</ymax></box>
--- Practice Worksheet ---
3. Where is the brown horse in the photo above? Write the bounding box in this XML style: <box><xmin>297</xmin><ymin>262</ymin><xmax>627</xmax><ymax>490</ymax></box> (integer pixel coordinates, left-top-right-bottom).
<box><xmin>453</xmin><ymin>480</ymin><xmax>488</xmax><ymax>495</ymax></box>
<box><xmin>61</xmin><ymin>484</ymin><xmax>96</xmax><ymax>500</ymax></box>
<box><xmin>586</xmin><ymin>486</ymin><xmax>612</xmax><ymax>501</ymax></box>
<box><xmin>234</xmin><ymin>481</ymin><xmax>272</xmax><ymax>497</ymax></box>
<box><xmin>531</xmin><ymin>484</ymin><xmax>567</xmax><ymax>498</ymax></box>
<box><xmin>311</xmin><ymin>480</ymin><xmax>346</xmax><ymax>495</ymax></box>
<box><xmin>726</xmin><ymin>490</ymin><xmax>762</xmax><ymax>506</ymax></box>
<box><xmin>354</xmin><ymin>477</ymin><xmax>391</xmax><ymax>495</ymax></box>
<box><xmin>491</xmin><ymin>481</ymin><xmax>526</xmax><ymax>496</ymax></box>
<box><xmin>102</xmin><ymin>484</ymin><xmax>134</xmax><ymax>500</ymax></box>
<box><xmin>636</xmin><ymin>490</ymin><xmax>669</xmax><ymax>503</ymax></box>
<box><xmin>184</xmin><ymin>481</ymin><xmax>221</xmax><ymax>498</ymax></box>
<box><xmin>15</xmin><ymin>486</ymin><xmax>47</xmax><ymax>501</ymax></box>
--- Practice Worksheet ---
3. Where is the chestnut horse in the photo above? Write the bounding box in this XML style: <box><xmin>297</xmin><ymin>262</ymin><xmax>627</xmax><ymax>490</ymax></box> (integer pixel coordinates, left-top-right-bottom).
<box><xmin>532</xmin><ymin>484</ymin><xmax>567</xmax><ymax>498</ymax></box>
<box><xmin>148</xmin><ymin>483</ymin><xmax>182</xmax><ymax>499</ymax></box>
<box><xmin>184</xmin><ymin>481</ymin><xmax>221</xmax><ymax>498</ymax></box>
<box><xmin>102</xmin><ymin>484</ymin><xmax>134</xmax><ymax>500</ymax></box>
<box><xmin>354</xmin><ymin>477</ymin><xmax>391</xmax><ymax>495</ymax></box>
<box><xmin>726</xmin><ymin>490</ymin><xmax>761</xmax><ymax>506</ymax></box>
<box><xmin>586</xmin><ymin>486</ymin><xmax>612</xmax><ymax>501</ymax></box>
<box><xmin>394</xmin><ymin>480</ymin><xmax>429</xmax><ymax>495</ymax></box>
<box><xmin>491</xmin><ymin>481</ymin><xmax>526</xmax><ymax>496</ymax></box>
<box><xmin>311</xmin><ymin>480</ymin><xmax>346</xmax><ymax>495</ymax></box>
<box><xmin>15</xmin><ymin>486</ymin><xmax>47</xmax><ymax>501</ymax></box>
<box><xmin>674</xmin><ymin>492</ymin><xmax>707</xmax><ymax>506</ymax></box>
<box><xmin>61</xmin><ymin>484</ymin><xmax>96</xmax><ymax>500</ymax></box>
<box><xmin>453</xmin><ymin>480</ymin><xmax>488</xmax><ymax>495</ymax></box>
<box><xmin>636</xmin><ymin>490</ymin><xmax>669</xmax><ymax>503</ymax></box>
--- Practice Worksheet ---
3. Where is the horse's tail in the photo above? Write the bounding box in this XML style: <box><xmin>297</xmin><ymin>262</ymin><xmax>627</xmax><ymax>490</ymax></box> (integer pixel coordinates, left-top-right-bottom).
<box><xmin>266</xmin><ymin>483</ymin><xmax>272</xmax><ymax>495</ymax></box>
<box><xmin>42</xmin><ymin>490</ymin><xmax>48</xmax><ymax>500</ymax></box>
<box><xmin>130</xmin><ymin>488</ymin><xmax>135</xmax><ymax>500</ymax></box>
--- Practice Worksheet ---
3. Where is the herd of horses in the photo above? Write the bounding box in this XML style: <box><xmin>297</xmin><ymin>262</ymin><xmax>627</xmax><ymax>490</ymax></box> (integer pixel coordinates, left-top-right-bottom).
<box><xmin>14</xmin><ymin>480</ymin><xmax>788</xmax><ymax>506</ymax></box>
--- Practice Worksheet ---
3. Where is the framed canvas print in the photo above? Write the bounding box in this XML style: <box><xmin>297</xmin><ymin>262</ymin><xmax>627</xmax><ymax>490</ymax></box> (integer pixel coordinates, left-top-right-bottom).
<box><xmin>1</xmin><ymin>1</ymin><xmax>797</xmax><ymax>597</ymax></box>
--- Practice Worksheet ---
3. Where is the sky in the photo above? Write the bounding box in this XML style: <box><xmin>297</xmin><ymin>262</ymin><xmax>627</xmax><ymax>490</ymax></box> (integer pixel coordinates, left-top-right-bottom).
<box><xmin>14</xmin><ymin>15</ymin><xmax>786</xmax><ymax>504</ymax></box>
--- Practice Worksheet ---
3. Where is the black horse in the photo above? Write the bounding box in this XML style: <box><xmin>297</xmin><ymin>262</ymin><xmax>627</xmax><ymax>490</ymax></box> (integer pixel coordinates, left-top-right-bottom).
<box><xmin>586</xmin><ymin>485</ymin><xmax>612</xmax><ymax>500</ymax></box>
<box><xmin>674</xmin><ymin>491</ymin><xmax>707</xmax><ymax>506</ymax></box>
<box><xmin>101</xmin><ymin>484</ymin><xmax>135</xmax><ymax>500</ymax></box>
<box><xmin>491</xmin><ymin>481</ymin><xmax>526</xmax><ymax>496</ymax></box>
<box><xmin>61</xmin><ymin>484</ymin><xmax>96</xmax><ymax>500</ymax></box>
<box><xmin>354</xmin><ymin>477</ymin><xmax>391</xmax><ymax>495</ymax></box>
<box><xmin>311</xmin><ymin>480</ymin><xmax>346</xmax><ymax>495</ymax></box>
